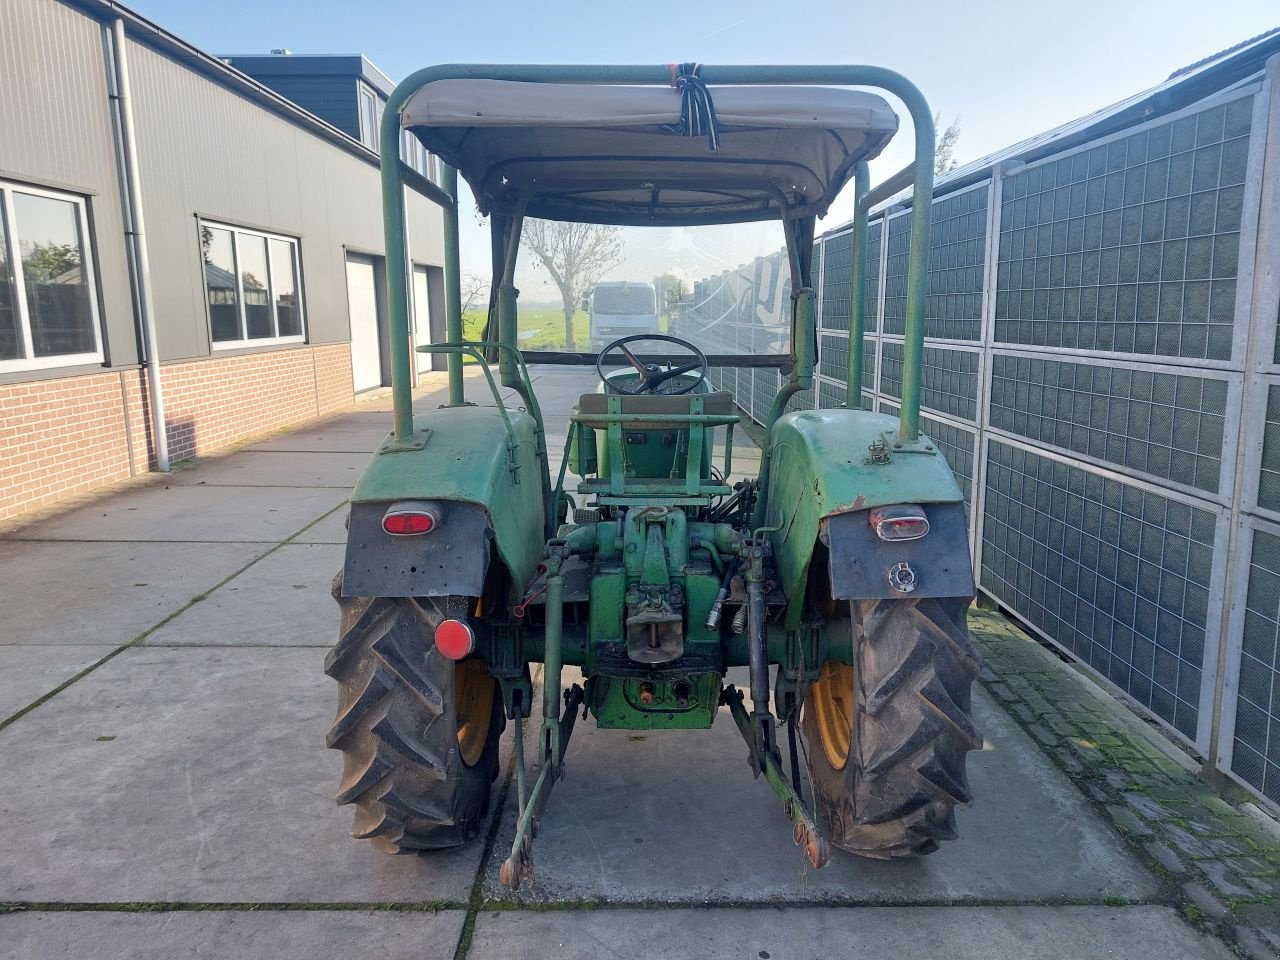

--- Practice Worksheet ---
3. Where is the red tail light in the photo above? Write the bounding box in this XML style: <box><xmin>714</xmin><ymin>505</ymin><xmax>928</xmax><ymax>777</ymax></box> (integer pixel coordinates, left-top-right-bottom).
<box><xmin>382</xmin><ymin>501</ymin><xmax>441</xmax><ymax>536</ymax></box>
<box><xmin>870</xmin><ymin>504</ymin><xmax>930</xmax><ymax>542</ymax></box>
<box><xmin>435</xmin><ymin>619</ymin><xmax>475</xmax><ymax>660</ymax></box>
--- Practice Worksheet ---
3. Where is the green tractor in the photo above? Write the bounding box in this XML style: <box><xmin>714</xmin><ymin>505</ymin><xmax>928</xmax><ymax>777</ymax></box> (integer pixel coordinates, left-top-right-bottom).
<box><xmin>326</xmin><ymin>63</ymin><xmax>981</xmax><ymax>889</ymax></box>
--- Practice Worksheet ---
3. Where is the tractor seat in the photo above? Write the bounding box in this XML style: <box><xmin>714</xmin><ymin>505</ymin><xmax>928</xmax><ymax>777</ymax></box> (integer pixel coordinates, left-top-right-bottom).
<box><xmin>575</xmin><ymin>390</ymin><xmax>737</xmax><ymax>430</ymax></box>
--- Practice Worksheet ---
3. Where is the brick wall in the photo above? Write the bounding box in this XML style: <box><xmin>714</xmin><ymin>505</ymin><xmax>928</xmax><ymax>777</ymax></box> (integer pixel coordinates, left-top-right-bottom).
<box><xmin>0</xmin><ymin>342</ymin><xmax>353</xmax><ymax>525</ymax></box>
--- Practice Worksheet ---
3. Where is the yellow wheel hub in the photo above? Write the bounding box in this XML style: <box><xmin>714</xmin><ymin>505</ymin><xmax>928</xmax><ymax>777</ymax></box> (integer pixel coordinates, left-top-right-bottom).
<box><xmin>810</xmin><ymin>662</ymin><xmax>855</xmax><ymax>771</ymax></box>
<box><xmin>454</xmin><ymin>658</ymin><xmax>495</xmax><ymax>767</ymax></box>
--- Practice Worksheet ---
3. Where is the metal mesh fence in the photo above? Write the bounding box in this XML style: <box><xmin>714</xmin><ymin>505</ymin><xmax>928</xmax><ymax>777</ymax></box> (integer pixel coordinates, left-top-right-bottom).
<box><xmin>879</xmin><ymin>341</ymin><xmax>980</xmax><ymax>422</ymax></box>
<box><xmin>995</xmin><ymin>97</ymin><xmax>1252</xmax><ymax>360</ymax></box>
<box><xmin>988</xmin><ymin>355</ymin><xmax>1229</xmax><ymax>494</ymax></box>
<box><xmin>1234</xmin><ymin>527</ymin><xmax>1280</xmax><ymax>803</ymax></box>
<box><xmin>678</xmin><ymin>82</ymin><xmax>1275</xmax><ymax>801</ymax></box>
<box><xmin>981</xmin><ymin>441</ymin><xmax>1214</xmax><ymax>739</ymax></box>
<box><xmin>1258</xmin><ymin>386</ymin><xmax>1280</xmax><ymax>514</ymax></box>
<box><xmin>883</xmin><ymin>188</ymin><xmax>987</xmax><ymax>340</ymax></box>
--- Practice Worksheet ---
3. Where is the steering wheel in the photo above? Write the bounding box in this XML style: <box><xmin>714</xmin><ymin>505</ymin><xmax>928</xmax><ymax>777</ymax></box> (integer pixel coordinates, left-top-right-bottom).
<box><xmin>596</xmin><ymin>334</ymin><xmax>709</xmax><ymax>396</ymax></box>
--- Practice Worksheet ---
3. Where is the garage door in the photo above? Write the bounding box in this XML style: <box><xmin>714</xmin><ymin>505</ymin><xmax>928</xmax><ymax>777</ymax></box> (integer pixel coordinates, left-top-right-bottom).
<box><xmin>346</xmin><ymin>255</ymin><xmax>382</xmax><ymax>393</ymax></box>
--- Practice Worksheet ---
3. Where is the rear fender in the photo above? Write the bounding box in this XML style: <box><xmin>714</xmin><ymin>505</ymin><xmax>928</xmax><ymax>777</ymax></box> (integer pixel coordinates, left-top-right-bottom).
<box><xmin>763</xmin><ymin>408</ymin><xmax>972</xmax><ymax>624</ymax></box>
<box><xmin>341</xmin><ymin>405</ymin><xmax>545</xmax><ymax>599</ymax></box>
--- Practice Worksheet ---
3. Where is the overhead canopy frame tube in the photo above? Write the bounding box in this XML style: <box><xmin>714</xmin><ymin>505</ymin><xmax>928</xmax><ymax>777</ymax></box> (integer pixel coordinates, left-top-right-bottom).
<box><xmin>442</xmin><ymin>166</ymin><xmax>465</xmax><ymax>406</ymax></box>
<box><xmin>379</xmin><ymin>64</ymin><xmax>935</xmax><ymax>444</ymax></box>
<box><xmin>847</xmin><ymin>161</ymin><xmax>870</xmax><ymax>409</ymax></box>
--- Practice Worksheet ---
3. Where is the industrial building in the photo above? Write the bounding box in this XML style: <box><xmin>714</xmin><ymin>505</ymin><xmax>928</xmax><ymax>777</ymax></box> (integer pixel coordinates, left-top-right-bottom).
<box><xmin>0</xmin><ymin>0</ymin><xmax>447</xmax><ymax>524</ymax></box>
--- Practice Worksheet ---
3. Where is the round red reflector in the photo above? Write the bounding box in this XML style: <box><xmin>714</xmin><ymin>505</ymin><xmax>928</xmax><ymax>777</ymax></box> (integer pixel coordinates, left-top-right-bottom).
<box><xmin>383</xmin><ymin>511</ymin><xmax>435</xmax><ymax>535</ymax></box>
<box><xmin>435</xmin><ymin>619</ymin><xmax>475</xmax><ymax>660</ymax></box>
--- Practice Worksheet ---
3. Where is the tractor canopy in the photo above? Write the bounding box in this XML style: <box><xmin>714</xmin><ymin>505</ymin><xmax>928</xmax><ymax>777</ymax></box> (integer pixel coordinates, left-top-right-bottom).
<box><xmin>399</xmin><ymin>80</ymin><xmax>899</xmax><ymax>225</ymax></box>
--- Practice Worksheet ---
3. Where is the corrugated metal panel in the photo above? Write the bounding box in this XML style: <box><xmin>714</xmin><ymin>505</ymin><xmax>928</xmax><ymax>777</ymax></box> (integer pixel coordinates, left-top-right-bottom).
<box><xmin>0</xmin><ymin>0</ymin><xmax>137</xmax><ymax>373</ymax></box>
<box><xmin>125</xmin><ymin>40</ymin><xmax>444</xmax><ymax>360</ymax></box>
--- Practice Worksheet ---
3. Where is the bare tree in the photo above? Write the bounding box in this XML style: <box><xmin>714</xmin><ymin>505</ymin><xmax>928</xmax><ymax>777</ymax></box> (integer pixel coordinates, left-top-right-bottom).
<box><xmin>935</xmin><ymin>113</ymin><xmax>962</xmax><ymax>176</ymax></box>
<box><xmin>460</xmin><ymin>273</ymin><xmax>488</xmax><ymax>317</ymax></box>
<box><xmin>521</xmin><ymin>220</ymin><xmax>622</xmax><ymax>350</ymax></box>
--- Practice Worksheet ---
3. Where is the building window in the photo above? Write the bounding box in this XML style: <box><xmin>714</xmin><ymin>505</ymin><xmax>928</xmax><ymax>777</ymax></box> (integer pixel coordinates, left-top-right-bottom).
<box><xmin>359</xmin><ymin>84</ymin><xmax>380</xmax><ymax>150</ymax></box>
<box><xmin>400</xmin><ymin>130</ymin><xmax>439</xmax><ymax>184</ymax></box>
<box><xmin>199</xmin><ymin>220</ymin><xmax>305</xmax><ymax>348</ymax></box>
<box><xmin>0</xmin><ymin>180</ymin><xmax>102</xmax><ymax>371</ymax></box>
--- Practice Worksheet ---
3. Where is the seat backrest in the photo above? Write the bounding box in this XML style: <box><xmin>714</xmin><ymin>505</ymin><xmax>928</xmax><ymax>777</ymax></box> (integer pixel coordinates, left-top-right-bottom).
<box><xmin>576</xmin><ymin>390</ymin><xmax>735</xmax><ymax>419</ymax></box>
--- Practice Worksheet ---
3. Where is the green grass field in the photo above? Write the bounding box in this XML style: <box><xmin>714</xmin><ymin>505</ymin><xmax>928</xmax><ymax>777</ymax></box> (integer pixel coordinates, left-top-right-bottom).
<box><xmin>462</xmin><ymin>308</ymin><xmax>589</xmax><ymax>351</ymax></box>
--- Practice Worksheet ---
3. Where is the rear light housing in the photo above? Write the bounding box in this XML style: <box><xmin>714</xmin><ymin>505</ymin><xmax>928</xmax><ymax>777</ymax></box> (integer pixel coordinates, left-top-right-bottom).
<box><xmin>870</xmin><ymin>504</ymin><xmax>930</xmax><ymax>542</ymax></box>
<box><xmin>382</xmin><ymin>500</ymin><xmax>443</xmax><ymax>536</ymax></box>
<box><xmin>435</xmin><ymin>619</ymin><xmax>475</xmax><ymax>660</ymax></box>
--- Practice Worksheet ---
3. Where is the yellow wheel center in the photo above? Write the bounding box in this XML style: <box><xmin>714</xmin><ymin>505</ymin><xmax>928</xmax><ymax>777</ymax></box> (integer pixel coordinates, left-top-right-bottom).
<box><xmin>454</xmin><ymin>658</ymin><xmax>495</xmax><ymax>767</ymax></box>
<box><xmin>811</xmin><ymin>661</ymin><xmax>855</xmax><ymax>771</ymax></box>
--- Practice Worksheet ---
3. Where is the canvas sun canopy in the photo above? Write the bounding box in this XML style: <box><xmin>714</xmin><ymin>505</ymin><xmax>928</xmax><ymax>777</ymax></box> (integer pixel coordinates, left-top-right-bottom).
<box><xmin>399</xmin><ymin>80</ymin><xmax>899</xmax><ymax>226</ymax></box>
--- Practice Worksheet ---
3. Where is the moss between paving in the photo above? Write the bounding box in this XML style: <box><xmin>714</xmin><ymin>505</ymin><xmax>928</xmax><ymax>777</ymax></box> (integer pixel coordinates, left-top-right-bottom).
<box><xmin>969</xmin><ymin>607</ymin><xmax>1280</xmax><ymax>959</ymax></box>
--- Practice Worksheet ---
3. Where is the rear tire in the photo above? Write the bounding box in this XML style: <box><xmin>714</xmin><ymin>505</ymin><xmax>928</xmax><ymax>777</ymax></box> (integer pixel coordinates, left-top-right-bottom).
<box><xmin>325</xmin><ymin>577</ymin><xmax>504</xmax><ymax>853</ymax></box>
<box><xmin>802</xmin><ymin>597</ymin><xmax>982</xmax><ymax>859</ymax></box>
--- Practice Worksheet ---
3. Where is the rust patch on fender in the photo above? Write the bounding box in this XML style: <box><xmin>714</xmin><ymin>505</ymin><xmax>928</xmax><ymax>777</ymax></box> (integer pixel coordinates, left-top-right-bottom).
<box><xmin>824</xmin><ymin>494</ymin><xmax>867</xmax><ymax>519</ymax></box>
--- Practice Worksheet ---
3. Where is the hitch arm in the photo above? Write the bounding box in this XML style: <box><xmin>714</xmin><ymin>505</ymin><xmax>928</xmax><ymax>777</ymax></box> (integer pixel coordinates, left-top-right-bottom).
<box><xmin>724</xmin><ymin>685</ymin><xmax>830</xmax><ymax>870</ymax></box>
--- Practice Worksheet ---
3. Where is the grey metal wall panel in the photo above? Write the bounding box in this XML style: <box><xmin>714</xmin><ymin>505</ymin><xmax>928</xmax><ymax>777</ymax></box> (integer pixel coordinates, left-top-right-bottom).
<box><xmin>981</xmin><ymin>439</ymin><xmax>1216</xmax><ymax>741</ymax></box>
<box><xmin>995</xmin><ymin>96</ymin><xmax>1253</xmax><ymax>361</ymax></box>
<box><xmin>883</xmin><ymin>187</ymin><xmax>987</xmax><ymax>341</ymax></box>
<box><xmin>989</xmin><ymin>353</ymin><xmax>1229</xmax><ymax>494</ymax></box>
<box><xmin>0</xmin><ymin>0</ymin><xmax>138</xmax><ymax>375</ymax></box>
<box><xmin>125</xmin><ymin>40</ymin><xmax>444</xmax><ymax>360</ymax></box>
<box><xmin>1231</xmin><ymin>525</ymin><xmax>1280</xmax><ymax>803</ymax></box>
<box><xmin>878</xmin><ymin>340</ymin><xmax>980</xmax><ymax>422</ymax></box>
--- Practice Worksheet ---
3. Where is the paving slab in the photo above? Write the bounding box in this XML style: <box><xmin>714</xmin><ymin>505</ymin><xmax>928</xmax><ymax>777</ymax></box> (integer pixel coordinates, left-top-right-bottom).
<box><xmin>0</xmin><ymin>909</ymin><xmax>466</xmax><ymax>960</ymax></box>
<box><xmin>483</xmin><ymin>685</ymin><xmax>1157</xmax><ymax>903</ymax></box>
<box><xmin>144</xmin><ymin>544</ymin><xmax>344</xmax><ymax>647</ymax></box>
<box><xmin>295</xmin><ymin>506</ymin><xmax>350</xmax><ymax>544</ymax></box>
<box><xmin>0</xmin><ymin>540</ymin><xmax>269</xmax><ymax>646</ymax></box>
<box><xmin>0</xmin><ymin>645</ymin><xmax>105</xmax><ymax>719</ymax></box>
<box><xmin>466</xmin><ymin>905</ymin><xmax>1234</xmax><ymax>960</ymax></box>
<box><xmin>247</xmin><ymin>417</ymin><xmax>392</xmax><ymax>453</ymax></box>
<box><xmin>1</xmin><ymin>484</ymin><xmax>348</xmax><ymax>543</ymax></box>
<box><xmin>169</xmin><ymin>450</ymin><xmax>371</xmax><ymax>488</ymax></box>
<box><xmin>0</xmin><ymin>646</ymin><xmax>488</xmax><ymax>903</ymax></box>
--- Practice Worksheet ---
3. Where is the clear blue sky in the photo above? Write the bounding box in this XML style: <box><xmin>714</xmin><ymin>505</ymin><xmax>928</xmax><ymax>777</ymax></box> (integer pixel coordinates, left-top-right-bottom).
<box><xmin>127</xmin><ymin>0</ymin><xmax>1278</xmax><ymax>297</ymax></box>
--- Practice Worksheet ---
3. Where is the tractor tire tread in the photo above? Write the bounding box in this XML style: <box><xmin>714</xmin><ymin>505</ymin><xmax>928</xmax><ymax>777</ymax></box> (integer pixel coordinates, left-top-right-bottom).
<box><xmin>803</xmin><ymin>596</ymin><xmax>981</xmax><ymax>859</ymax></box>
<box><xmin>327</xmin><ymin>582</ymin><xmax>502</xmax><ymax>853</ymax></box>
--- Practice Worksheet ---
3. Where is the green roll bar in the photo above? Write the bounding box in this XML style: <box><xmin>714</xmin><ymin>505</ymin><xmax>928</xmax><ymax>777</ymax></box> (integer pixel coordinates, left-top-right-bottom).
<box><xmin>378</xmin><ymin>64</ymin><xmax>935</xmax><ymax>444</ymax></box>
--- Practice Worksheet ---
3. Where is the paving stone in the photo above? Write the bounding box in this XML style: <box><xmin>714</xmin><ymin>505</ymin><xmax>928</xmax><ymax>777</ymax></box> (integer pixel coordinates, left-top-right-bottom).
<box><xmin>1237</xmin><ymin>902</ymin><xmax>1280</xmax><ymax>951</ymax></box>
<box><xmin>482</xmin><ymin>687</ymin><xmax>1157</xmax><ymax>904</ymax></box>
<box><xmin>1145</xmin><ymin>840</ymin><xmax>1188</xmax><ymax>876</ymax></box>
<box><xmin>467</xmin><ymin>905</ymin><xmax>1237</xmax><ymax>960</ymax></box>
<box><xmin>1054</xmin><ymin>746</ymin><xmax>1084</xmax><ymax>774</ymax></box>
<box><xmin>0</xmin><ymin>647</ymin><xmax>489</xmax><ymax>903</ymax></box>
<box><xmin>1125</xmin><ymin>792</ymin><xmax>1169</xmax><ymax>821</ymax></box>
<box><xmin>143</xmin><ymin>544</ymin><xmax>343</xmax><ymax>647</ymax></box>
<box><xmin>0</xmin><ymin>909</ymin><xmax>465</xmax><ymax>960</ymax></box>
<box><xmin>1010</xmin><ymin>702</ymin><xmax>1036</xmax><ymax>723</ymax></box>
<box><xmin>1167</xmin><ymin>824</ymin><xmax>1244</xmax><ymax>859</ymax></box>
<box><xmin>1104</xmin><ymin>769</ymin><xmax>1133</xmax><ymax>790</ymax></box>
<box><xmin>1200</xmin><ymin>860</ymin><xmax>1261</xmax><ymax>899</ymax></box>
<box><xmin>1027</xmin><ymin>723</ymin><xmax>1056</xmax><ymax>747</ymax></box>
<box><xmin>1233</xmin><ymin>924</ymin><xmax>1280</xmax><ymax>960</ymax></box>
<box><xmin>0</xmin><ymin>540</ymin><xmax>270</xmax><ymax>647</ymax></box>
<box><xmin>1184</xmin><ymin>882</ymin><xmax>1232</xmax><ymax>921</ymax></box>
<box><xmin>1106</xmin><ymin>804</ymin><xmax>1154</xmax><ymax>837</ymax></box>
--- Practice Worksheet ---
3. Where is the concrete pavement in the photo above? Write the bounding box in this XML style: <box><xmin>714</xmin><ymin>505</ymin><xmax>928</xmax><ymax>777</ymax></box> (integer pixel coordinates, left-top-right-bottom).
<box><xmin>0</xmin><ymin>367</ymin><xmax>1245</xmax><ymax>958</ymax></box>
